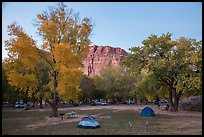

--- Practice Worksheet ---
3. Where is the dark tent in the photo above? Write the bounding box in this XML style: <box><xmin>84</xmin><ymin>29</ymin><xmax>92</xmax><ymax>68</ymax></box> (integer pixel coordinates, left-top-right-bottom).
<box><xmin>140</xmin><ymin>107</ymin><xmax>155</xmax><ymax>117</ymax></box>
<box><xmin>77</xmin><ymin>116</ymin><xmax>100</xmax><ymax>129</ymax></box>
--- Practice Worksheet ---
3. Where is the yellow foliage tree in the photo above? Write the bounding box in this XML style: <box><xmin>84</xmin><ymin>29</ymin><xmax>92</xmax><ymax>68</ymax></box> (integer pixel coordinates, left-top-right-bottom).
<box><xmin>5</xmin><ymin>23</ymin><xmax>40</xmax><ymax>98</ymax></box>
<box><xmin>5</xmin><ymin>2</ymin><xmax>93</xmax><ymax>117</ymax></box>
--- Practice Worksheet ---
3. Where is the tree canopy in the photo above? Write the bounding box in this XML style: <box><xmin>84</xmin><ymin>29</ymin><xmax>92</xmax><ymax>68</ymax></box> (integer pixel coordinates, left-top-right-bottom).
<box><xmin>4</xmin><ymin>2</ymin><xmax>93</xmax><ymax>116</ymax></box>
<box><xmin>122</xmin><ymin>33</ymin><xmax>202</xmax><ymax>111</ymax></box>
<box><xmin>93</xmin><ymin>65</ymin><xmax>137</xmax><ymax>103</ymax></box>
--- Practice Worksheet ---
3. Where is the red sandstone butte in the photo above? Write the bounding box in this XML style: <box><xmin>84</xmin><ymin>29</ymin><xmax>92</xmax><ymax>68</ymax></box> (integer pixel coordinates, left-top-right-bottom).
<box><xmin>81</xmin><ymin>45</ymin><xmax>128</xmax><ymax>77</ymax></box>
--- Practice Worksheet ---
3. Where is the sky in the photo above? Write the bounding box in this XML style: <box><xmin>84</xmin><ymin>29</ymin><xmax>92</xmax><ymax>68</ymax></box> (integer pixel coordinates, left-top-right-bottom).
<box><xmin>2</xmin><ymin>2</ymin><xmax>202</xmax><ymax>59</ymax></box>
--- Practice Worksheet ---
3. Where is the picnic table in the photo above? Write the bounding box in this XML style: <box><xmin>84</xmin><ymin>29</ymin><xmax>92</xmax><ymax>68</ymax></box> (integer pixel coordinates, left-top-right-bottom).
<box><xmin>65</xmin><ymin>111</ymin><xmax>78</xmax><ymax>118</ymax></box>
<box><xmin>60</xmin><ymin>113</ymin><xmax>65</xmax><ymax>120</ymax></box>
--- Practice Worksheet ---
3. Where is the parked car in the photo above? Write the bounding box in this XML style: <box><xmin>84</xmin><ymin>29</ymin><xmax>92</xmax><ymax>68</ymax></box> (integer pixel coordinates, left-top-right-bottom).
<box><xmin>153</xmin><ymin>100</ymin><xmax>159</xmax><ymax>105</ymax></box>
<box><xmin>79</xmin><ymin>101</ymin><xmax>89</xmax><ymax>105</ymax></box>
<box><xmin>121</xmin><ymin>101</ymin><xmax>127</xmax><ymax>104</ymax></box>
<box><xmin>24</xmin><ymin>104</ymin><xmax>31</xmax><ymax>110</ymax></box>
<box><xmin>97</xmin><ymin>100</ymin><xmax>108</xmax><ymax>106</ymax></box>
<box><xmin>15</xmin><ymin>100</ymin><xmax>26</xmax><ymax>108</ymax></box>
<box><xmin>159</xmin><ymin>99</ymin><xmax>168</xmax><ymax>105</ymax></box>
<box><xmin>121</xmin><ymin>99</ymin><xmax>135</xmax><ymax>105</ymax></box>
<box><xmin>89</xmin><ymin>101</ymin><xmax>97</xmax><ymax>106</ymax></box>
<box><xmin>128</xmin><ymin>99</ymin><xmax>136</xmax><ymax>104</ymax></box>
<box><xmin>100</xmin><ymin>101</ymin><xmax>108</xmax><ymax>106</ymax></box>
<box><xmin>73</xmin><ymin>103</ymin><xmax>79</xmax><ymax>106</ymax></box>
<box><xmin>158</xmin><ymin>99</ymin><xmax>169</xmax><ymax>110</ymax></box>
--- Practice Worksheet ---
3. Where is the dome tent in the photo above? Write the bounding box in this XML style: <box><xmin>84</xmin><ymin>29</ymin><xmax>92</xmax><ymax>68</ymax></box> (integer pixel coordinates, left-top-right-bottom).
<box><xmin>77</xmin><ymin>116</ymin><xmax>100</xmax><ymax>129</ymax></box>
<box><xmin>140</xmin><ymin>107</ymin><xmax>155</xmax><ymax>117</ymax></box>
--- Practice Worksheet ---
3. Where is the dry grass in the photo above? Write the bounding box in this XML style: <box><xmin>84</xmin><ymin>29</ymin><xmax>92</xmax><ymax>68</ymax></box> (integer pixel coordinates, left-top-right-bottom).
<box><xmin>2</xmin><ymin>106</ymin><xmax>202</xmax><ymax>135</ymax></box>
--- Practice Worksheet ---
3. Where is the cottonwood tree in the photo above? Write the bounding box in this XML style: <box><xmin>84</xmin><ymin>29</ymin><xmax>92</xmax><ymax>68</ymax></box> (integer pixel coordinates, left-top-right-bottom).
<box><xmin>4</xmin><ymin>48</ymin><xmax>51</xmax><ymax>108</ymax></box>
<box><xmin>122</xmin><ymin>33</ymin><xmax>202</xmax><ymax>111</ymax></box>
<box><xmin>94</xmin><ymin>65</ymin><xmax>137</xmax><ymax>103</ymax></box>
<box><xmin>132</xmin><ymin>70</ymin><xmax>169</xmax><ymax>102</ymax></box>
<box><xmin>78</xmin><ymin>75</ymin><xmax>96</xmax><ymax>102</ymax></box>
<box><xmin>2</xmin><ymin>65</ymin><xmax>19</xmax><ymax>105</ymax></box>
<box><xmin>5</xmin><ymin>2</ymin><xmax>93</xmax><ymax>117</ymax></box>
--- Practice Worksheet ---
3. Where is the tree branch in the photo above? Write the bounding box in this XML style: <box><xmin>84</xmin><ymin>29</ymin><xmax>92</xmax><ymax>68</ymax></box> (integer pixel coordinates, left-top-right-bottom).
<box><xmin>155</xmin><ymin>74</ymin><xmax>170</xmax><ymax>85</ymax></box>
<box><xmin>37</xmin><ymin>51</ymin><xmax>54</xmax><ymax>71</ymax></box>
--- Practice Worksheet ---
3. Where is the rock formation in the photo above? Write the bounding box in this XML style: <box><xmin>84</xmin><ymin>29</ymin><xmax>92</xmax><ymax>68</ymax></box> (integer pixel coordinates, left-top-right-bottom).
<box><xmin>81</xmin><ymin>45</ymin><xmax>128</xmax><ymax>77</ymax></box>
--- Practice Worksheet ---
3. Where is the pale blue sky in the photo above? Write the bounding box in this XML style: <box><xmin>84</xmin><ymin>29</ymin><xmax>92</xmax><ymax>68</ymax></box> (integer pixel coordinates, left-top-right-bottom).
<box><xmin>2</xmin><ymin>2</ymin><xmax>202</xmax><ymax>59</ymax></box>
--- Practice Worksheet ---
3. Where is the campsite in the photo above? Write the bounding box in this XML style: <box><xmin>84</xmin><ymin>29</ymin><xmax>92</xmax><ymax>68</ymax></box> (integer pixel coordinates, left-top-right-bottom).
<box><xmin>2</xmin><ymin>104</ymin><xmax>202</xmax><ymax>135</ymax></box>
<box><xmin>2</xmin><ymin>2</ymin><xmax>202</xmax><ymax>135</ymax></box>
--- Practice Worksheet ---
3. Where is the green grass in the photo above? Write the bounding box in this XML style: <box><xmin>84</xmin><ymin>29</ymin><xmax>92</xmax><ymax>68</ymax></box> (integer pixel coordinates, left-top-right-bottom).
<box><xmin>2</xmin><ymin>108</ymin><xmax>202</xmax><ymax>135</ymax></box>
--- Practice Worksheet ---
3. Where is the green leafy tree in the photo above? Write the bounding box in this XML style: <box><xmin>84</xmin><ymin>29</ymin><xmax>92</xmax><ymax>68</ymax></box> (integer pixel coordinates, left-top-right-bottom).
<box><xmin>79</xmin><ymin>75</ymin><xmax>107</xmax><ymax>102</ymax></box>
<box><xmin>132</xmin><ymin>70</ymin><xmax>168</xmax><ymax>102</ymax></box>
<box><xmin>93</xmin><ymin>75</ymin><xmax>107</xmax><ymax>101</ymax></box>
<box><xmin>123</xmin><ymin>33</ymin><xmax>202</xmax><ymax>111</ymax></box>
<box><xmin>94</xmin><ymin>65</ymin><xmax>137</xmax><ymax>103</ymax></box>
<box><xmin>78</xmin><ymin>75</ymin><xmax>96</xmax><ymax>102</ymax></box>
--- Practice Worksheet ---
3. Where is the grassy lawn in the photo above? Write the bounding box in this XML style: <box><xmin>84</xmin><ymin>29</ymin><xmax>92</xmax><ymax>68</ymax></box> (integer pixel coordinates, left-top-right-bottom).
<box><xmin>2</xmin><ymin>108</ymin><xmax>202</xmax><ymax>135</ymax></box>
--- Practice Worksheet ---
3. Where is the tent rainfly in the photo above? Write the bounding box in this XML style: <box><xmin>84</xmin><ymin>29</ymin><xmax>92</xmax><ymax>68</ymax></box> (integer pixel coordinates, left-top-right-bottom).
<box><xmin>140</xmin><ymin>107</ymin><xmax>155</xmax><ymax>117</ymax></box>
<box><xmin>77</xmin><ymin>116</ymin><xmax>100</xmax><ymax>129</ymax></box>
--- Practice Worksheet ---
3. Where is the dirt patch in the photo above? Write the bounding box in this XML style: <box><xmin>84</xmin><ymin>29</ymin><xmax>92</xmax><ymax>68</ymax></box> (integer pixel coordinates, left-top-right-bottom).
<box><xmin>25</xmin><ymin>114</ymin><xmax>85</xmax><ymax>130</ymax></box>
<box><xmin>25</xmin><ymin>112</ymin><xmax>113</xmax><ymax>130</ymax></box>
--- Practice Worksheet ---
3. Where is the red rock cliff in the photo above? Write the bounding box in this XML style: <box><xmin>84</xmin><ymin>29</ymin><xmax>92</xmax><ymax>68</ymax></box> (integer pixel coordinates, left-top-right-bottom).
<box><xmin>81</xmin><ymin>45</ymin><xmax>128</xmax><ymax>77</ymax></box>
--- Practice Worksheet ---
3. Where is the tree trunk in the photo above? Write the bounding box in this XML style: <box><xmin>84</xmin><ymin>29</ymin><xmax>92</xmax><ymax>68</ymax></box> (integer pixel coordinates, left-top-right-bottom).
<box><xmin>169</xmin><ymin>84</ymin><xmax>181</xmax><ymax>112</ymax></box>
<box><xmin>169</xmin><ymin>83</ymin><xmax>179</xmax><ymax>112</ymax></box>
<box><xmin>45</xmin><ymin>97</ymin><xmax>59</xmax><ymax>117</ymax></box>
<box><xmin>39</xmin><ymin>97</ymin><xmax>43</xmax><ymax>108</ymax></box>
<box><xmin>39</xmin><ymin>86</ymin><xmax>44</xmax><ymax>108</ymax></box>
<box><xmin>174</xmin><ymin>90</ymin><xmax>183</xmax><ymax>112</ymax></box>
<box><xmin>51</xmin><ymin>70</ymin><xmax>59</xmax><ymax>117</ymax></box>
<box><xmin>174</xmin><ymin>99</ymin><xmax>179</xmax><ymax>111</ymax></box>
<box><xmin>171</xmin><ymin>95</ymin><xmax>179</xmax><ymax>111</ymax></box>
<box><xmin>169</xmin><ymin>84</ymin><xmax>174</xmax><ymax>111</ymax></box>
<box><xmin>32</xmin><ymin>101</ymin><xmax>35</xmax><ymax>107</ymax></box>
<box><xmin>48</xmin><ymin>91</ymin><xmax>60</xmax><ymax>117</ymax></box>
<box><xmin>51</xmin><ymin>102</ymin><xmax>58</xmax><ymax>117</ymax></box>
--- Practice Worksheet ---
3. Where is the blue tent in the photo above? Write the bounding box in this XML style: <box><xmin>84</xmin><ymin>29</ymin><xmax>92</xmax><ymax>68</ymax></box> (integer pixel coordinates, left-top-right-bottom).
<box><xmin>77</xmin><ymin>116</ymin><xmax>100</xmax><ymax>129</ymax></box>
<box><xmin>140</xmin><ymin>107</ymin><xmax>155</xmax><ymax>117</ymax></box>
